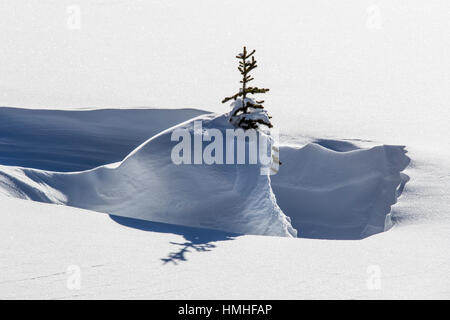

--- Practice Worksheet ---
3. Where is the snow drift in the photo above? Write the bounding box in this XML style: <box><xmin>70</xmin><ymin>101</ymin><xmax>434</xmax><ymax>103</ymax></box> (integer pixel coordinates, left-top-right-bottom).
<box><xmin>0</xmin><ymin>107</ymin><xmax>410</xmax><ymax>238</ymax></box>
<box><xmin>271</xmin><ymin>144</ymin><xmax>410</xmax><ymax>239</ymax></box>
<box><xmin>0</xmin><ymin>112</ymin><xmax>296</xmax><ymax>237</ymax></box>
<box><xmin>0</xmin><ymin>107</ymin><xmax>208</xmax><ymax>172</ymax></box>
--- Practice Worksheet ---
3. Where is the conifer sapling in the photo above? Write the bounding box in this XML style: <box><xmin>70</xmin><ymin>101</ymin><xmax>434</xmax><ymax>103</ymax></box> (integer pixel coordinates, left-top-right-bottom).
<box><xmin>222</xmin><ymin>47</ymin><xmax>273</xmax><ymax>130</ymax></box>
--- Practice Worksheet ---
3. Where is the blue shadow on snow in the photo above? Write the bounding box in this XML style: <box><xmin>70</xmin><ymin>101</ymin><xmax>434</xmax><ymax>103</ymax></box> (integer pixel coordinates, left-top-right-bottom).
<box><xmin>109</xmin><ymin>215</ymin><xmax>238</xmax><ymax>265</ymax></box>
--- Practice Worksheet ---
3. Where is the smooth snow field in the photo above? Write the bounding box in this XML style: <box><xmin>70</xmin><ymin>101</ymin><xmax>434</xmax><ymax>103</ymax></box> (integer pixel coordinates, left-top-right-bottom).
<box><xmin>1</xmin><ymin>0</ymin><xmax>449</xmax><ymax>299</ymax></box>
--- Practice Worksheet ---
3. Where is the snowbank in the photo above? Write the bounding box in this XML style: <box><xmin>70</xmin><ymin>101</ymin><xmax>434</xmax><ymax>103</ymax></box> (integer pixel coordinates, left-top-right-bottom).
<box><xmin>0</xmin><ymin>107</ymin><xmax>208</xmax><ymax>172</ymax></box>
<box><xmin>0</xmin><ymin>112</ymin><xmax>296</xmax><ymax>237</ymax></box>
<box><xmin>0</xmin><ymin>108</ymin><xmax>410</xmax><ymax>239</ymax></box>
<box><xmin>272</xmin><ymin>143</ymin><xmax>410</xmax><ymax>239</ymax></box>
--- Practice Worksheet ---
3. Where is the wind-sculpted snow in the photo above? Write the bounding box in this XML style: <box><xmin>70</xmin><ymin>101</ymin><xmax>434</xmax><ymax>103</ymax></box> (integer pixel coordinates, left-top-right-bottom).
<box><xmin>0</xmin><ymin>108</ymin><xmax>410</xmax><ymax>238</ymax></box>
<box><xmin>0</xmin><ymin>113</ymin><xmax>296</xmax><ymax>237</ymax></box>
<box><xmin>271</xmin><ymin>144</ymin><xmax>410</xmax><ymax>239</ymax></box>
<box><xmin>0</xmin><ymin>107</ymin><xmax>208</xmax><ymax>172</ymax></box>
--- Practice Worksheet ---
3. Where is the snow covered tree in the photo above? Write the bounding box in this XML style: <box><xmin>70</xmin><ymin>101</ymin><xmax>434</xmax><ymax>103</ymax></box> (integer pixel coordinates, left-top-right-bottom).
<box><xmin>222</xmin><ymin>46</ymin><xmax>273</xmax><ymax>130</ymax></box>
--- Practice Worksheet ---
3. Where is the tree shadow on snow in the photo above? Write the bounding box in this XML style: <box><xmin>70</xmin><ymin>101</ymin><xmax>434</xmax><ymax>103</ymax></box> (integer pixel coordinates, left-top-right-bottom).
<box><xmin>109</xmin><ymin>215</ymin><xmax>237</xmax><ymax>265</ymax></box>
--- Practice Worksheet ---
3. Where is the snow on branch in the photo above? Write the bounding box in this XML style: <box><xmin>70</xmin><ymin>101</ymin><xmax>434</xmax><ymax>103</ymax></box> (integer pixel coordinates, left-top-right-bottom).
<box><xmin>222</xmin><ymin>46</ymin><xmax>273</xmax><ymax>130</ymax></box>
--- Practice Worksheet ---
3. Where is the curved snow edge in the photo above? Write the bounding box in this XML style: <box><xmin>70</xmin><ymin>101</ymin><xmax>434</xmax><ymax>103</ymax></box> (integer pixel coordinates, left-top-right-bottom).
<box><xmin>0</xmin><ymin>113</ymin><xmax>297</xmax><ymax>238</ymax></box>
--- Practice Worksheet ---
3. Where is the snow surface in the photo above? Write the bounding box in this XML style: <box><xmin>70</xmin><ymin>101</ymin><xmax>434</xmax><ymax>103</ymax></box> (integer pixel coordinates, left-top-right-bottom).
<box><xmin>1</xmin><ymin>0</ymin><xmax>449</xmax><ymax>299</ymax></box>
<box><xmin>0</xmin><ymin>108</ymin><xmax>408</xmax><ymax>239</ymax></box>
<box><xmin>272</xmin><ymin>143</ymin><xmax>410</xmax><ymax>239</ymax></box>
<box><xmin>0</xmin><ymin>111</ymin><xmax>295</xmax><ymax>237</ymax></box>
<box><xmin>0</xmin><ymin>107</ymin><xmax>207</xmax><ymax>171</ymax></box>
<box><xmin>1</xmin><ymin>195</ymin><xmax>449</xmax><ymax>299</ymax></box>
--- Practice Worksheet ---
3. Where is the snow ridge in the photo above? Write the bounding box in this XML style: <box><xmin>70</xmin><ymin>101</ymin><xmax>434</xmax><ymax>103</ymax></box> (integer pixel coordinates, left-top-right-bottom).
<box><xmin>0</xmin><ymin>108</ymin><xmax>410</xmax><ymax>239</ymax></box>
<box><xmin>0</xmin><ymin>113</ymin><xmax>296</xmax><ymax>237</ymax></box>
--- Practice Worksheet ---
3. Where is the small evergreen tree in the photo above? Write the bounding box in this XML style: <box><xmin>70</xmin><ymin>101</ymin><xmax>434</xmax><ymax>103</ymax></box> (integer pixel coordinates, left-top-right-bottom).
<box><xmin>222</xmin><ymin>46</ymin><xmax>273</xmax><ymax>130</ymax></box>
